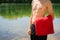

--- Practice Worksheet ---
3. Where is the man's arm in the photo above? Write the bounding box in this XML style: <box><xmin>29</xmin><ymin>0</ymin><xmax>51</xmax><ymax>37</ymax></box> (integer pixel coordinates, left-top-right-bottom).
<box><xmin>30</xmin><ymin>13</ymin><xmax>33</xmax><ymax>28</ymax></box>
<box><xmin>29</xmin><ymin>2</ymin><xmax>34</xmax><ymax>28</ymax></box>
<box><xmin>27</xmin><ymin>3</ymin><xmax>33</xmax><ymax>35</ymax></box>
<box><xmin>47</xmin><ymin>1</ymin><xmax>54</xmax><ymax>20</ymax></box>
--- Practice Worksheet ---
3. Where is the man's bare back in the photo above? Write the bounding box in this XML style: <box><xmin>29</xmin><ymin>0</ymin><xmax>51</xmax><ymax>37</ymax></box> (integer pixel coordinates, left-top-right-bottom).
<box><xmin>31</xmin><ymin>0</ymin><xmax>54</xmax><ymax>23</ymax></box>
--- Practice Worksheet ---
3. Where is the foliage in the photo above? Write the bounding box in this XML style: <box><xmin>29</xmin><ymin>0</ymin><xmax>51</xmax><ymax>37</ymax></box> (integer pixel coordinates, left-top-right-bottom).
<box><xmin>0</xmin><ymin>0</ymin><xmax>60</xmax><ymax>3</ymax></box>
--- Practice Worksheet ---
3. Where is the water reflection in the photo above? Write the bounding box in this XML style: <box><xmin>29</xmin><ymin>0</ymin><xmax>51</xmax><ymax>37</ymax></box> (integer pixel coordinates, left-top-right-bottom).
<box><xmin>0</xmin><ymin>3</ymin><xmax>31</xmax><ymax>19</ymax></box>
<box><xmin>0</xmin><ymin>3</ymin><xmax>60</xmax><ymax>40</ymax></box>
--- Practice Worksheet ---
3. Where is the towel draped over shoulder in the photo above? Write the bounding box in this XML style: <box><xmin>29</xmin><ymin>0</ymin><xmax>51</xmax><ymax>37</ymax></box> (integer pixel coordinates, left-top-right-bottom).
<box><xmin>34</xmin><ymin>15</ymin><xmax>54</xmax><ymax>36</ymax></box>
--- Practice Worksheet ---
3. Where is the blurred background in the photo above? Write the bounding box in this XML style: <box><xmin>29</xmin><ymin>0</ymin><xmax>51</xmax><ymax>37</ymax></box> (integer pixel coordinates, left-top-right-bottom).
<box><xmin>0</xmin><ymin>0</ymin><xmax>60</xmax><ymax>40</ymax></box>
<box><xmin>0</xmin><ymin>0</ymin><xmax>60</xmax><ymax>3</ymax></box>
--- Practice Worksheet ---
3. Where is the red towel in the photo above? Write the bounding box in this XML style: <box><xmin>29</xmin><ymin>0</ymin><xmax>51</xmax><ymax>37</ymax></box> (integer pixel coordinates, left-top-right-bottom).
<box><xmin>34</xmin><ymin>15</ymin><xmax>54</xmax><ymax>36</ymax></box>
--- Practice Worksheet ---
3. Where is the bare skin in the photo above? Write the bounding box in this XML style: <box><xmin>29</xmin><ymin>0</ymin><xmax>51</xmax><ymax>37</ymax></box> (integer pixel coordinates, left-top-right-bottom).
<box><xmin>28</xmin><ymin>0</ymin><xmax>54</xmax><ymax>35</ymax></box>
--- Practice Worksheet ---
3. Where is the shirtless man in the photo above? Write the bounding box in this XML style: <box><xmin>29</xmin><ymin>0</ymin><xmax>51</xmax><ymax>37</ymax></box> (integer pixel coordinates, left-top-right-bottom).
<box><xmin>28</xmin><ymin>0</ymin><xmax>54</xmax><ymax>40</ymax></box>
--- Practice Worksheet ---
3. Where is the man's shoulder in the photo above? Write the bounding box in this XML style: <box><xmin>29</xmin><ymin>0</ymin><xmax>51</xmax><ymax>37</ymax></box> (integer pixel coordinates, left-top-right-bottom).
<box><xmin>46</xmin><ymin>1</ymin><xmax>52</xmax><ymax>7</ymax></box>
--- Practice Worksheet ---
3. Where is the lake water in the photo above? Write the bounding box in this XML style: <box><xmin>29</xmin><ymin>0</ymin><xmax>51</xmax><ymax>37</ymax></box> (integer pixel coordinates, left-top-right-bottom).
<box><xmin>0</xmin><ymin>3</ymin><xmax>60</xmax><ymax>40</ymax></box>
